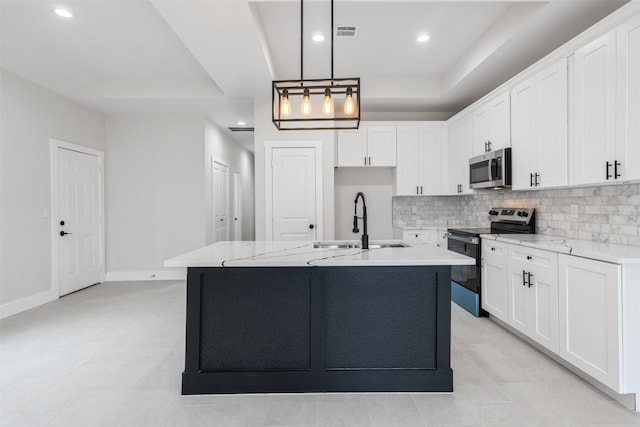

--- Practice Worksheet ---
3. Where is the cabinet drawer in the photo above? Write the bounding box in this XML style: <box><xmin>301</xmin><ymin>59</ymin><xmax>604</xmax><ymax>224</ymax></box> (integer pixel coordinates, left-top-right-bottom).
<box><xmin>509</xmin><ymin>245</ymin><xmax>557</xmax><ymax>269</ymax></box>
<box><xmin>483</xmin><ymin>240</ymin><xmax>507</xmax><ymax>258</ymax></box>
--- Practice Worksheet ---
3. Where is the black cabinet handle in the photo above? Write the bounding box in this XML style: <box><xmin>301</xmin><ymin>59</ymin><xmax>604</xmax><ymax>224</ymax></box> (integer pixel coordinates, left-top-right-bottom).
<box><xmin>368</xmin><ymin>156</ymin><xmax>371</xmax><ymax>165</ymax></box>
<box><xmin>527</xmin><ymin>255</ymin><xmax>532</xmax><ymax>260</ymax></box>
<box><xmin>530</xmin><ymin>173</ymin><xmax>534</xmax><ymax>187</ymax></box>
<box><xmin>416</xmin><ymin>186</ymin><xmax>419</xmax><ymax>195</ymax></box>
<box><xmin>60</xmin><ymin>231</ymin><xmax>72</xmax><ymax>236</ymax></box>
<box><xmin>527</xmin><ymin>272</ymin><xmax>533</xmax><ymax>288</ymax></box>
<box><xmin>522</xmin><ymin>270</ymin><xmax>526</xmax><ymax>286</ymax></box>
<box><xmin>606</xmin><ymin>161</ymin><xmax>612</xmax><ymax>180</ymax></box>
<box><xmin>615</xmin><ymin>161</ymin><xmax>621</xmax><ymax>179</ymax></box>
<box><xmin>420</xmin><ymin>186</ymin><xmax>423</xmax><ymax>195</ymax></box>
<box><xmin>535</xmin><ymin>173</ymin><xmax>540</xmax><ymax>187</ymax></box>
<box><xmin>487</xmin><ymin>141</ymin><xmax>492</xmax><ymax>152</ymax></box>
<box><xmin>364</xmin><ymin>156</ymin><xmax>367</xmax><ymax>166</ymax></box>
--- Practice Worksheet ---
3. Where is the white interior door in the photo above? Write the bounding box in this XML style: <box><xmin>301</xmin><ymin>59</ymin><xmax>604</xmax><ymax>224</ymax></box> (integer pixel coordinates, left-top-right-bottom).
<box><xmin>271</xmin><ymin>147</ymin><xmax>319</xmax><ymax>241</ymax></box>
<box><xmin>212</xmin><ymin>159</ymin><xmax>229</xmax><ymax>242</ymax></box>
<box><xmin>57</xmin><ymin>147</ymin><xmax>102</xmax><ymax>296</ymax></box>
<box><xmin>232</xmin><ymin>172</ymin><xmax>242</xmax><ymax>241</ymax></box>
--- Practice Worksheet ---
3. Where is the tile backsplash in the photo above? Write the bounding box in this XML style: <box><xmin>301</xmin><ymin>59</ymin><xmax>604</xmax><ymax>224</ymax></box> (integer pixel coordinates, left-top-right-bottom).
<box><xmin>393</xmin><ymin>183</ymin><xmax>640</xmax><ymax>246</ymax></box>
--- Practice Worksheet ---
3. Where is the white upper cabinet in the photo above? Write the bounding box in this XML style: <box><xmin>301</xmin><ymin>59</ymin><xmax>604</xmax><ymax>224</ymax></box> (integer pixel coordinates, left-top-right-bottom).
<box><xmin>472</xmin><ymin>91</ymin><xmax>511</xmax><ymax>156</ymax></box>
<box><xmin>571</xmin><ymin>31</ymin><xmax>617</xmax><ymax>185</ymax></box>
<box><xmin>366</xmin><ymin>126</ymin><xmax>397</xmax><ymax>167</ymax></box>
<box><xmin>448</xmin><ymin>115</ymin><xmax>474</xmax><ymax>195</ymax></box>
<box><xmin>394</xmin><ymin>124</ymin><xmax>447</xmax><ymax>196</ymax></box>
<box><xmin>511</xmin><ymin>58</ymin><xmax>568</xmax><ymax>190</ymax></box>
<box><xmin>336</xmin><ymin>126</ymin><xmax>396</xmax><ymax>167</ymax></box>
<box><xmin>617</xmin><ymin>13</ymin><xmax>640</xmax><ymax>182</ymax></box>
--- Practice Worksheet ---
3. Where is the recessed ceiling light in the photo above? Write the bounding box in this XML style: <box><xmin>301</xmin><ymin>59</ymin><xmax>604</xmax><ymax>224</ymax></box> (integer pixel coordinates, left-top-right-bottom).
<box><xmin>237</xmin><ymin>121</ymin><xmax>246</xmax><ymax>126</ymax></box>
<box><xmin>54</xmin><ymin>8</ymin><xmax>73</xmax><ymax>18</ymax></box>
<box><xmin>417</xmin><ymin>34</ymin><xmax>430</xmax><ymax>43</ymax></box>
<box><xmin>312</xmin><ymin>34</ymin><xmax>325</xmax><ymax>43</ymax></box>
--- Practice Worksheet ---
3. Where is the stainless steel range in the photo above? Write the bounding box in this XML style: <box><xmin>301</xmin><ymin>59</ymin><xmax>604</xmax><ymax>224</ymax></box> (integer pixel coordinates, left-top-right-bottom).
<box><xmin>447</xmin><ymin>207</ymin><xmax>536</xmax><ymax>317</ymax></box>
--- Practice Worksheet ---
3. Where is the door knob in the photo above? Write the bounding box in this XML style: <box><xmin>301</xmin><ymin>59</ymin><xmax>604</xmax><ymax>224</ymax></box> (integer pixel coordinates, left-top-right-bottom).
<box><xmin>60</xmin><ymin>231</ymin><xmax>72</xmax><ymax>236</ymax></box>
<box><xmin>309</xmin><ymin>224</ymin><xmax>314</xmax><ymax>229</ymax></box>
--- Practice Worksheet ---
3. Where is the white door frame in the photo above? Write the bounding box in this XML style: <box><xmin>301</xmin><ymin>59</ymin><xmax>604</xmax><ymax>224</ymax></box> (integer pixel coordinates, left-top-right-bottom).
<box><xmin>50</xmin><ymin>139</ymin><xmax>105</xmax><ymax>296</ymax></box>
<box><xmin>211</xmin><ymin>156</ymin><xmax>230</xmax><ymax>242</ymax></box>
<box><xmin>264</xmin><ymin>141</ymin><xmax>323</xmax><ymax>241</ymax></box>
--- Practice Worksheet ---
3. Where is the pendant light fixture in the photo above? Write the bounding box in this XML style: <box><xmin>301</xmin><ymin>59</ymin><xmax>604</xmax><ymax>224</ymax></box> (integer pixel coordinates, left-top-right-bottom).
<box><xmin>272</xmin><ymin>0</ymin><xmax>360</xmax><ymax>130</ymax></box>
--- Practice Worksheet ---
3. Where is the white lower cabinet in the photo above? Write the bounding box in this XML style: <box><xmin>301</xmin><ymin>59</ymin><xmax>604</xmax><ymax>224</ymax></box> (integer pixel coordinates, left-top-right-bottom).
<box><xmin>401</xmin><ymin>228</ymin><xmax>447</xmax><ymax>247</ymax></box>
<box><xmin>558</xmin><ymin>254</ymin><xmax>622</xmax><ymax>391</ymax></box>
<box><xmin>482</xmin><ymin>240</ymin><xmax>509</xmax><ymax>322</ymax></box>
<box><xmin>507</xmin><ymin>246</ymin><xmax>559</xmax><ymax>353</ymax></box>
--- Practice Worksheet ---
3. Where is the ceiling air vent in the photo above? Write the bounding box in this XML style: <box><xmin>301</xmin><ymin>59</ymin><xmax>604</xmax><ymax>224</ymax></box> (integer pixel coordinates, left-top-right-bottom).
<box><xmin>335</xmin><ymin>25</ymin><xmax>357</xmax><ymax>38</ymax></box>
<box><xmin>228</xmin><ymin>127</ymin><xmax>254</xmax><ymax>132</ymax></box>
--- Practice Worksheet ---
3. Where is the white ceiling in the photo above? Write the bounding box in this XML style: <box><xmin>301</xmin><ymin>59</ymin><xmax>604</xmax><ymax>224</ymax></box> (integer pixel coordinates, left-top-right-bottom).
<box><xmin>0</xmin><ymin>0</ymin><xmax>631</xmax><ymax>151</ymax></box>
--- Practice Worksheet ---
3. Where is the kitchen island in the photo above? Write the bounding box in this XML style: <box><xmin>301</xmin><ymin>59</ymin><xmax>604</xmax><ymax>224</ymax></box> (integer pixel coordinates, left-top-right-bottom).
<box><xmin>165</xmin><ymin>240</ymin><xmax>474</xmax><ymax>395</ymax></box>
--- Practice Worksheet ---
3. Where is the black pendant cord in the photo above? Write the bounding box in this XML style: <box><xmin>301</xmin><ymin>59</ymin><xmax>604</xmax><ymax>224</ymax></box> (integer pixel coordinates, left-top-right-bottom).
<box><xmin>300</xmin><ymin>0</ymin><xmax>304</xmax><ymax>82</ymax></box>
<box><xmin>331</xmin><ymin>0</ymin><xmax>334</xmax><ymax>81</ymax></box>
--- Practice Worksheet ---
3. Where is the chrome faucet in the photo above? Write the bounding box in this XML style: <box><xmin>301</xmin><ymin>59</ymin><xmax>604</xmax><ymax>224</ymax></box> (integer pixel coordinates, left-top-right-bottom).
<box><xmin>353</xmin><ymin>192</ymin><xmax>369</xmax><ymax>249</ymax></box>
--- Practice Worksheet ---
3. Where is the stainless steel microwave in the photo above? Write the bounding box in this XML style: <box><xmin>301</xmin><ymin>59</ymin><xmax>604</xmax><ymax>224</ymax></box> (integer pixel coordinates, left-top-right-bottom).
<box><xmin>469</xmin><ymin>148</ymin><xmax>511</xmax><ymax>189</ymax></box>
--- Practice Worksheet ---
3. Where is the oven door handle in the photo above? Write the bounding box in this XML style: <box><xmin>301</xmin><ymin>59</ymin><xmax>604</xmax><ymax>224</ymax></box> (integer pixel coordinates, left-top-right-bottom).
<box><xmin>446</xmin><ymin>233</ymin><xmax>480</xmax><ymax>245</ymax></box>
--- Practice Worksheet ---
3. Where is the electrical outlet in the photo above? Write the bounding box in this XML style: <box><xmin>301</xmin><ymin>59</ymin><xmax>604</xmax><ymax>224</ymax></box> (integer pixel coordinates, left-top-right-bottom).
<box><xmin>411</xmin><ymin>206</ymin><xmax>418</xmax><ymax>215</ymax></box>
<box><xmin>570</xmin><ymin>205</ymin><xmax>578</xmax><ymax>218</ymax></box>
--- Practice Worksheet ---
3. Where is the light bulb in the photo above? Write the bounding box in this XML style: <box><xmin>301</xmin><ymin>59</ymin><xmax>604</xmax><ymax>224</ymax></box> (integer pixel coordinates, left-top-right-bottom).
<box><xmin>281</xmin><ymin>90</ymin><xmax>291</xmax><ymax>117</ymax></box>
<box><xmin>301</xmin><ymin>88</ymin><xmax>312</xmax><ymax>116</ymax></box>
<box><xmin>322</xmin><ymin>88</ymin><xmax>333</xmax><ymax>115</ymax></box>
<box><xmin>344</xmin><ymin>87</ymin><xmax>355</xmax><ymax>115</ymax></box>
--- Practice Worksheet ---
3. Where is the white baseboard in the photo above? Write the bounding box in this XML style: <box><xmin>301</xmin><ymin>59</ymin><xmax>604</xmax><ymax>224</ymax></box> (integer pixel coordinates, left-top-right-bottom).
<box><xmin>0</xmin><ymin>288</ymin><xmax>58</xmax><ymax>320</ymax></box>
<box><xmin>105</xmin><ymin>269</ymin><xmax>187</xmax><ymax>282</ymax></box>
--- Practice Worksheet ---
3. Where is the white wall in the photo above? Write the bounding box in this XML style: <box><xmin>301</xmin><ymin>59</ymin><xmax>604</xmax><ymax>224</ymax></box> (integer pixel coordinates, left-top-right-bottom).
<box><xmin>0</xmin><ymin>69</ymin><xmax>105</xmax><ymax>308</ymax></box>
<box><xmin>253</xmin><ymin>97</ymin><xmax>335</xmax><ymax>241</ymax></box>
<box><xmin>334</xmin><ymin>168</ymin><xmax>393</xmax><ymax>240</ymax></box>
<box><xmin>104</xmin><ymin>115</ymin><xmax>205</xmax><ymax>279</ymax></box>
<box><xmin>204</xmin><ymin>119</ymin><xmax>255</xmax><ymax>243</ymax></box>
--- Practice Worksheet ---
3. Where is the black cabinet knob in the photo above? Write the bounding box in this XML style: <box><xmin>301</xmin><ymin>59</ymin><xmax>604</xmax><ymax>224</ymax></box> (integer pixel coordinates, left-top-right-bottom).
<box><xmin>527</xmin><ymin>255</ymin><xmax>532</xmax><ymax>260</ymax></box>
<box><xmin>309</xmin><ymin>224</ymin><xmax>314</xmax><ymax>229</ymax></box>
<box><xmin>60</xmin><ymin>220</ymin><xmax>65</xmax><ymax>226</ymax></box>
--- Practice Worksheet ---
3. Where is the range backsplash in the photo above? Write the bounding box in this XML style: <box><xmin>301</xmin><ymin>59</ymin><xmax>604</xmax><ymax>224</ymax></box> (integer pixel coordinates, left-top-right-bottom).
<box><xmin>393</xmin><ymin>183</ymin><xmax>640</xmax><ymax>246</ymax></box>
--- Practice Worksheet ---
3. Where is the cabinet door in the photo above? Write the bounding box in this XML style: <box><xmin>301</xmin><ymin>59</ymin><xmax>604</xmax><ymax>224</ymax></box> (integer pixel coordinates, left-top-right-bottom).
<box><xmin>337</xmin><ymin>129</ymin><xmax>366</xmax><ymax>166</ymax></box>
<box><xmin>617</xmin><ymin>14</ymin><xmax>640</xmax><ymax>181</ymax></box>
<box><xmin>572</xmin><ymin>31</ymin><xmax>617</xmax><ymax>185</ymax></box>
<box><xmin>367</xmin><ymin>126</ymin><xmax>396</xmax><ymax>166</ymax></box>
<box><xmin>507</xmin><ymin>259</ymin><xmax>530</xmax><ymax>335</ymax></box>
<box><xmin>489</xmin><ymin>92</ymin><xmax>511</xmax><ymax>152</ymax></box>
<box><xmin>558</xmin><ymin>255</ymin><xmax>621</xmax><ymax>391</ymax></box>
<box><xmin>472</xmin><ymin>107</ymin><xmax>490</xmax><ymax>156</ymax></box>
<box><xmin>511</xmin><ymin>77</ymin><xmax>537</xmax><ymax>190</ymax></box>
<box><xmin>537</xmin><ymin>58</ymin><xmax>568</xmax><ymax>189</ymax></box>
<box><xmin>395</xmin><ymin>127</ymin><xmax>421</xmax><ymax>195</ymax></box>
<box><xmin>524</xmin><ymin>248</ymin><xmax>559</xmax><ymax>352</ymax></box>
<box><xmin>482</xmin><ymin>240</ymin><xmax>509</xmax><ymax>321</ymax></box>
<box><xmin>419</xmin><ymin>126</ymin><xmax>443</xmax><ymax>195</ymax></box>
<box><xmin>449</xmin><ymin>116</ymin><xmax>474</xmax><ymax>194</ymax></box>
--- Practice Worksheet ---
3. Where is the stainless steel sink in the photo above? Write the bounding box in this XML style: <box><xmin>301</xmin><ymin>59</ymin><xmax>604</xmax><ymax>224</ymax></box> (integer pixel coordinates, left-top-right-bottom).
<box><xmin>313</xmin><ymin>241</ymin><xmax>410</xmax><ymax>249</ymax></box>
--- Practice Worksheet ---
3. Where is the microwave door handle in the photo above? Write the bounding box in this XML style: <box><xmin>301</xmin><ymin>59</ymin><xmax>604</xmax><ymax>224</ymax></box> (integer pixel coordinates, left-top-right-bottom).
<box><xmin>488</xmin><ymin>159</ymin><xmax>495</xmax><ymax>181</ymax></box>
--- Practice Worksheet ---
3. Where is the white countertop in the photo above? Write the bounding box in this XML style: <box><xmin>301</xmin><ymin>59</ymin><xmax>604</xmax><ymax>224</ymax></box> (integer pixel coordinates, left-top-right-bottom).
<box><xmin>481</xmin><ymin>234</ymin><xmax>640</xmax><ymax>264</ymax></box>
<box><xmin>164</xmin><ymin>240</ymin><xmax>475</xmax><ymax>268</ymax></box>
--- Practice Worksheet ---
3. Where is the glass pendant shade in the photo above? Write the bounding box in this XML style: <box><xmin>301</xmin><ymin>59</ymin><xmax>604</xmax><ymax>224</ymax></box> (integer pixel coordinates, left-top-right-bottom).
<box><xmin>322</xmin><ymin>88</ymin><xmax>333</xmax><ymax>115</ymax></box>
<box><xmin>281</xmin><ymin>90</ymin><xmax>292</xmax><ymax>117</ymax></box>
<box><xmin>301</xmin><ymin>89</ymin><xmax>312</xmax><ymax>115</ymax></box>
<box><xmin>344</xmin><ymin>87</ymin><xmax>355</xmax><ymax>115</ymax></box>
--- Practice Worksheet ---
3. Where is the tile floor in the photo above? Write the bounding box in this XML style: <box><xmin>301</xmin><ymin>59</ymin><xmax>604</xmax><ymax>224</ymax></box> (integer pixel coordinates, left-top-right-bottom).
<box><xmin>1</xmin><ymin>280</ymin><xmax>639</xmax><ymax>427</ymax></box>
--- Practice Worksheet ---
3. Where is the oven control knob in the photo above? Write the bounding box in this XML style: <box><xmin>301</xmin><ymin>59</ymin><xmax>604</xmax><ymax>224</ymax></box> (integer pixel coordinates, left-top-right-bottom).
<box><xmin>522</xmin><ymin>212</ymin><xmax>528</xmax><ymax>217</ymax></box>
<box><xmin>489</xmin><ymin>210</ymin><xmax>498</xmax><ymax>216</ymax></box>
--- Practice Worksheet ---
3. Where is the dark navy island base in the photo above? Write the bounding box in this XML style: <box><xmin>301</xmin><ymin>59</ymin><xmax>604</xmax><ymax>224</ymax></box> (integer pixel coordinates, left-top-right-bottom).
<box><xmin>182</xmin><ymin>265</ymin><xmax>453</xmax><ymax>394</ymax></box>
